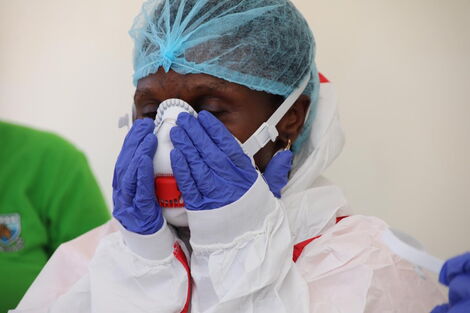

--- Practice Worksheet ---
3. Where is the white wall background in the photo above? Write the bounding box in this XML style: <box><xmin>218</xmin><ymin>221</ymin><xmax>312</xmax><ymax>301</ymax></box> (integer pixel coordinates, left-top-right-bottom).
<box><xmin>1</xmin><ymin>0</ymin><xmax>469</xmax><ymax>259</ymax></box>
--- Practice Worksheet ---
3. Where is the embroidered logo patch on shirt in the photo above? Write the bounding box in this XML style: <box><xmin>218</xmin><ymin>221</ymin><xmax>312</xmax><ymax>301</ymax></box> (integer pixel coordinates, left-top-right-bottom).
<box><xmin>0</xmin><ymin>213</ymin><xmax>24</xmax><ymax>252</ymax></box>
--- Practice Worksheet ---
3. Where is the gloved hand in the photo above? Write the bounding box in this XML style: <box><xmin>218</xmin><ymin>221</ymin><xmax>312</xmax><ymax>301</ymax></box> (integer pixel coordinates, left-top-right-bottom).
<box><xmin>170</xmin><ymin>111</ymin><xmax>258</xmax><ymax>210</ymax></box>
<box><xmin>431</xmin><ymin>252</ymin><xmax>470</xmax><ymax>313</ymax></box>
<box><xmin>263</xmin><ymin>150</ymin><xmax>293</xmax><ymax>198</ymax></box>
<box><xmin>112</xmin><ymin>118</ymin><xmax>164</xmax><ymax>234</ymax></box>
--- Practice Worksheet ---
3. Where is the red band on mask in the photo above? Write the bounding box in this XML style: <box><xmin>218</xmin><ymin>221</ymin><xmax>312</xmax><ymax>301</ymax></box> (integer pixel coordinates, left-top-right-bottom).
<box><xmin>154</xmin><ymin>176</ymin><xmax>185</xmax><ymax>208</ymax></box>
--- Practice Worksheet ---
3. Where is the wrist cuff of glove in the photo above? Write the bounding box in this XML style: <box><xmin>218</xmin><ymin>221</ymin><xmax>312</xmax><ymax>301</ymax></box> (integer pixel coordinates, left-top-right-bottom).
<box><xmin>120</xmin><ymin>220</ymin><xmax>175</xmax><ymax>260</ymax></box>
<box><xmin>187</xmin><ymin>173</ymin><xmax>277</xmax><ymax>246</ymax></box>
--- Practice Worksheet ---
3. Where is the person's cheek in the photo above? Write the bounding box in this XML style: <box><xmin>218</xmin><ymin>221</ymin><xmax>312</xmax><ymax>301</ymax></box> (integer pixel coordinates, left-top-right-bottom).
<box><xmin>215</xmin><ymin>112</ymin><xmax>277</xmax><ymax>171</ymax></box>
<box><xmin>225</xmin><ymin>118</ymin><xmax>257</xmax><ymax>144</ymax></box>
<box><xmin>217</xmin><ymin>118</ymin><xmax>245</xmax><ymax>143</ymax></box>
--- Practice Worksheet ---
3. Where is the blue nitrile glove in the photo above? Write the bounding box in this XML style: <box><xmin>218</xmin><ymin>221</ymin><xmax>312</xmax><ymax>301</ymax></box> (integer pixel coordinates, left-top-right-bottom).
<box><xmin>112</xmin><ymin>118</ymin><xmax>164</xmax><ymax>234</ymax></box>
<box><xmin>263</xmin><ymin>150</ymin><xmax>293</xmax><ymax>198</ymax></box>
<box><xmin>170</xmin><ymin>111</ymin><xmax>258</xmax><ymax>211</ymax></box>
<box><xmin>431</xmin><ymin>252</ymin><xmax>470</xmax><ymax>313</ymax></box>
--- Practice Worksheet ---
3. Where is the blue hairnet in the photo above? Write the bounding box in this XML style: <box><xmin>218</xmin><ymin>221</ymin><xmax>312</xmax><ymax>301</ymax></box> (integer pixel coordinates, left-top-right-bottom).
<box><xmin>130</xmin><ymin>0</ymin><xmax>319</xmax><ymax>152</ymax></box>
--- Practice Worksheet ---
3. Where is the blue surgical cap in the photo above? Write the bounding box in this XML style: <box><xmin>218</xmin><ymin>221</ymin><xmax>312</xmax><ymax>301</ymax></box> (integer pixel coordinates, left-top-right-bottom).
<box><xmin>130</xmin><ymin>0</ymin><xmax>319</xmax><ymax>152</ymax></box>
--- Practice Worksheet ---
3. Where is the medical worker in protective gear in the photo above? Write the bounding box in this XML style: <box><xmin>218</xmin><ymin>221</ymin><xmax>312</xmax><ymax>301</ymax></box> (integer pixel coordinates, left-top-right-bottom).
<box><xmin>10</xmin><ymin>0</ymin><xmax>470</xmax><ymax>312</ymax></box>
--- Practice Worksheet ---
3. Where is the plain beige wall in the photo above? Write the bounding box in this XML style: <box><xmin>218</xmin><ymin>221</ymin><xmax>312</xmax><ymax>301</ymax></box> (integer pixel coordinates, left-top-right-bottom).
<box><xmin>1</xmin><ymin>0</ymin><xmax>469</xmax><ymax>259</ymax></box>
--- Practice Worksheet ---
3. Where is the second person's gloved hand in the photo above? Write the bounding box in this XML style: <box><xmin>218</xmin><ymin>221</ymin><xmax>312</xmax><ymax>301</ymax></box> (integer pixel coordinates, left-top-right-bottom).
<box><xmin>112</xmin><ymin>118</ymin><xmax>164</xmax><ymax>235</ymax></box>
<box><xmin>431</xmin><ymin>252</ymin><xmax>470</xmax><ymax>313</ymax></box>
<box><xmin>170</xmin><ymin>111</ymin><xmax>258</xmax><ymax>211</ymax></box>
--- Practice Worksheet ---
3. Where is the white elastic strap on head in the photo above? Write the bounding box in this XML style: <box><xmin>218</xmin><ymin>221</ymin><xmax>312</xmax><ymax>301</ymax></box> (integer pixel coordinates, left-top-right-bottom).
<box><xmin>242</xmin><ymin>75</ymin><xmax>310</xmax><ymax>157</ymax></box>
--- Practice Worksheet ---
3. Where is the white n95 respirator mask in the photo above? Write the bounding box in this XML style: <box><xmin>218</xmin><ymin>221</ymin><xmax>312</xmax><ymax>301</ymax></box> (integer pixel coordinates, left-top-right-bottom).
<box><xmin>153</xmin><ymin>98</ymin><xmax>197</xmax><ymax>227</ymax></box>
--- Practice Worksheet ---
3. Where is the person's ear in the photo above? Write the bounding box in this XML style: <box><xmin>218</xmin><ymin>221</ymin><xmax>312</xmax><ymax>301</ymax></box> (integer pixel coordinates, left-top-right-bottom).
<box><xmin>276</xmin><ymin>95</ymin><xmax>310</xmax><ymax>146</ymax></box>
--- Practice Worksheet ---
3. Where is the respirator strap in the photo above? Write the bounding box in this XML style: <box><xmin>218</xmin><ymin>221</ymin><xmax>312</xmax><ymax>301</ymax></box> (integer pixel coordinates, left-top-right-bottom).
<box><xmin>242</xmin><ymin>75</ymin><xmax>310</xmax><ymax>157</ymax></box>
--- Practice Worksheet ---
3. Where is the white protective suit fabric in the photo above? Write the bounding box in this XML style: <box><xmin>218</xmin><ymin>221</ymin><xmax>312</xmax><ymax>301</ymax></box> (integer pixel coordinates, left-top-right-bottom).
<box><xmin>10</xmin><ymin>79</ymin><xmax>446</xmax><ymax>313</ymax></box>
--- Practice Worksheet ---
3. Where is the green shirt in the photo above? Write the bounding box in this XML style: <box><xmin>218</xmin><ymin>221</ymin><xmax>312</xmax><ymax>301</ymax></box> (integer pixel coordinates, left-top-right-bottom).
<box><xmin>0</xmin><ymin>121</ymin><xmax>110</xmax><ymax>312</ymax></box>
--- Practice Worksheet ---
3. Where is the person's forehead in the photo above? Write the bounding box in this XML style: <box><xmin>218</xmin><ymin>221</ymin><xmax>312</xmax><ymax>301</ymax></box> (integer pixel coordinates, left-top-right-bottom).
<box><xmin>137</xmin><ymin>70</ymin><xmax>228</xmax><ymax>91</ymax></box>
<box><xmin>134</xmin><ymin>69</ymin><xmax>261</xmax><ymax>99</ymax></box>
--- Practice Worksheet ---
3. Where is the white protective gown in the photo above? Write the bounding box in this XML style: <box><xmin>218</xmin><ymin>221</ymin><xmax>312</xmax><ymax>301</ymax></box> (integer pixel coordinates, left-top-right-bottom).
<box><xmin>11</xmin><ymin>77</ymin><xmax>446</xmax><ymax>313</ymax></box>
